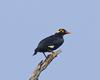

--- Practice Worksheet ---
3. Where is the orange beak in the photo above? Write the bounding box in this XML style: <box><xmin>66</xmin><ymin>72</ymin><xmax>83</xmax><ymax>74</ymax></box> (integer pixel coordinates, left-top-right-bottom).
<box><xmin>65</xmin><ymin>31</ymin><xmax>71</xmax><ymax>34</ymax></box>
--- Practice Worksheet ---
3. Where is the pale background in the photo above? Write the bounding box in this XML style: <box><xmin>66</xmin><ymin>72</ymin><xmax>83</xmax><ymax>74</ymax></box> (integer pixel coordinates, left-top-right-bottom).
<box><xmin>0</xmin><ymin>0</ymin><xmax>100</xmax><ymax>80</ymax></box>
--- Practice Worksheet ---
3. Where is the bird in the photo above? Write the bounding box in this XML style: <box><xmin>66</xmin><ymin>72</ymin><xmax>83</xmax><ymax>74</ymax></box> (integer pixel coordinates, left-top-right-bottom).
<box><xmin>33</xmin><ymin>28</ymin><xmax>70</xmax><ymax>58</ymax></box>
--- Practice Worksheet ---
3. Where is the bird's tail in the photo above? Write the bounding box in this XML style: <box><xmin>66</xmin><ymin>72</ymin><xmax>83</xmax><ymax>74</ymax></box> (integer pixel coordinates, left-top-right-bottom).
<box><xmin>33</xmin><ymin>52</ymin><xmax>37</xmax><ymax>56</ymax></box>
<box><xmin>33</xmin><ymin>49</ymin><xmax>37</xmax><ymax>56</ymax></box>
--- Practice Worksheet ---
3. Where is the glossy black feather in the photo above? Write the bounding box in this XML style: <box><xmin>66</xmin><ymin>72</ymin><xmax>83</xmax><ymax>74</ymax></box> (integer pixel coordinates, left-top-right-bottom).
<box><xmin>34</xmin><ymin>33</ymin><xmax>64</xmax><ymax>55</ymax></box>
<box><xmin>33</xmin><ymin>28</ymin><xmax>70</xmax><ymax>57</ymax></box>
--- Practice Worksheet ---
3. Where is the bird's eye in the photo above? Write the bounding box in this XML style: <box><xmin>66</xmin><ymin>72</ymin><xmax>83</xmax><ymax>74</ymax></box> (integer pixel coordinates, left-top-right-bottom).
<box><xmin>59</xmin><ymin>29</ymin><xmax>64</xmax><ymax>33</ymax></box>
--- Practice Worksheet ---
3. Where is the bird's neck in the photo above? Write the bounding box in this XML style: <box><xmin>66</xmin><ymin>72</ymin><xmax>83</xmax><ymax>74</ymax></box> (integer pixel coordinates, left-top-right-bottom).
<box><xmin>54</xmin><ymin>33</ymin><xmax>63</xmax><ymax>37</ymax></box>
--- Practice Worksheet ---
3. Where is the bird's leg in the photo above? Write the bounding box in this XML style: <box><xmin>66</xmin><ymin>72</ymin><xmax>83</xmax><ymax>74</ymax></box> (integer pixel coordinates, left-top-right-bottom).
<box><xmin>51</xmin><ymin>51</ymin><xmax>54</xmax><ymax>53</ymax></box>
<box><xmin>43</xmin><ymin>52</ymin><xmax>47</xmax><ymax>58</ymax></box>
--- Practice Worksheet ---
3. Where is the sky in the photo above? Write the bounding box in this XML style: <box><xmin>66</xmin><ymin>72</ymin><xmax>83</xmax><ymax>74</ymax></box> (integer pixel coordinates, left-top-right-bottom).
<box><xmin>0</xmin><ymin>0</ymin><xmax>100</xmax><ymax>80</ymax></box>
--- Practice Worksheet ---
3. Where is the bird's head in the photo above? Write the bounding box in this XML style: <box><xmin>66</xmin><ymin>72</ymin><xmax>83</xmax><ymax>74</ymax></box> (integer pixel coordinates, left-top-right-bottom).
<box><xmin>56</xmin><ymin>28</ymin><xmax>70</xmax><ymax>36</ymax></box>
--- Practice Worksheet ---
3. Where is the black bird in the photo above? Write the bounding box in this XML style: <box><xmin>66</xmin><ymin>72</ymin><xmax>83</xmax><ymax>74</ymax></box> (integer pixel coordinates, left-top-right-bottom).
<box><xmin>33</xmin><ymin>28</ymin><xmax>70</xmax><ymax>58</ymax></box>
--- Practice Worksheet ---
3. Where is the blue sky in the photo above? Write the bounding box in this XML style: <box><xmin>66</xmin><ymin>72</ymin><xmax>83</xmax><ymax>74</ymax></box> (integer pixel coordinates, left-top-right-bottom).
<box><xmin>0</xmin><ymin>0</ymin><xmax>100</xmax><ymax>80</ymax></box>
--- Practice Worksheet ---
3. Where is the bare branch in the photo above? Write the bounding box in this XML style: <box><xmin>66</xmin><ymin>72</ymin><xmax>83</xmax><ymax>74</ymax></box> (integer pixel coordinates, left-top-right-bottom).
<box><xmin>29</xmin><ymin>50</ymin><xmax>61</xmax><ymax>80</ymax></box>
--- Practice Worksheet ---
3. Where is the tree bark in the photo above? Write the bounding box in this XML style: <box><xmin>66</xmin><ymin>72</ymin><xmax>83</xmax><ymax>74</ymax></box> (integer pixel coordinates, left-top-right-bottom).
<box><xmin>29</xmin><ymin>50</ymin><xmax>61</xmax><ymax>80</ymax></box>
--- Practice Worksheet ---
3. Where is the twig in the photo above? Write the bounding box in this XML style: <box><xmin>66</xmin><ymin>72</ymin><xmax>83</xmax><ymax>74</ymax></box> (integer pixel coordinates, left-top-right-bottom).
<box><xmin>29</xmin><ymin>50</ymin><xmax>61</xmax><ymax>80</ymax></box>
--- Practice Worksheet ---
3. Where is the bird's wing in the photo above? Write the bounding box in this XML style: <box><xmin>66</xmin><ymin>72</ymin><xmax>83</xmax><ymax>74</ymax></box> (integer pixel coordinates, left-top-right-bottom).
<box><xmin>37</xmin><ymin>35</ymin><xmax>56</xmax><ymax>47</ymax></box>
<box><xmin>37</xmin><ymin>35</ymin><xmax>63</xmax><ymax>49</ymax></box>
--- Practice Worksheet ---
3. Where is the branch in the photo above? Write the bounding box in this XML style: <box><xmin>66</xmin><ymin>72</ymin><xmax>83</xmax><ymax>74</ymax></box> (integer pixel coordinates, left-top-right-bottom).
<box><xmin>29</xmin><ymin>50</ymin><xmax>61</xmax><ymax>80</ymax></box>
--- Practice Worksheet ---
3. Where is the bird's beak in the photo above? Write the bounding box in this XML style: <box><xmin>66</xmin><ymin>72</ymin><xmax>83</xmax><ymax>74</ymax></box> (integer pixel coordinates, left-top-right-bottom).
<box><xmin>65</xmin><ymin>31</ymin><xmax>71</xmax><ymax>34</ymax></box>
